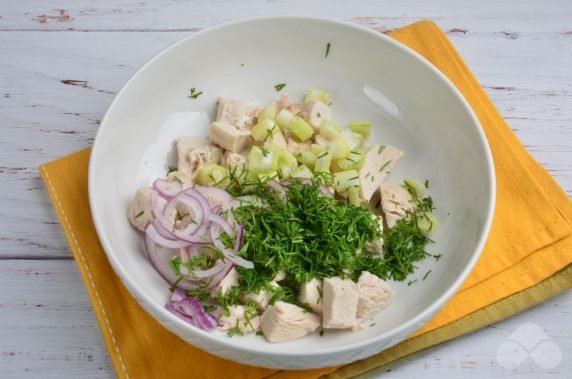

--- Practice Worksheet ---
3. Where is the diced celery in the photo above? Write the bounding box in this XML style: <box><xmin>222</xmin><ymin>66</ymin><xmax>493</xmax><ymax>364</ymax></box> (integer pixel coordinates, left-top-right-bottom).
<box><xmin>258</xmin><ymin>171</ymin><xmax>279</xmax><ymax>182</ymax></box>
<box><xmin>304</xmin><ymin>88</ymin><xmax>331</xmax><ymax>103</ymax></box>
<box><xmin>294</xmin><ymin>151</ymin><xmax>316</xmax><ymax>170</ymax></box>
<box><xmin>328</xmin><ymin>137</ymin><xmax>350</xmax><ymax>160</ymax></box>
<box><xmin>288</xmin><ymin>116</ymin><xmax>314</xmax><ymax>142</ymax></box>
<box><xmin>319</xmin><ymin>119</ymin><xmax>341</xmax><ymax>140</ymax></box>
<box><xmin>311</xmin><ymin>144</ymin><xmax>327</xmax><ymax>156</ymax></box>
<box><xmin>258</xmin><ymin>103</ymin><xmax>277</xmax><ymax>122</ymax></box>
<box><xmin>247</xmin><ymin>146</ymin><xmax>278</xmax><ymax>174</ymax></box>
<box><xmin>195</xmin><ymin>164</ymin><xmax>228</xmax><ymax>187</ymax></box>
<box><xmin>350</xmin><ymin>120</ymin><xmax>372</xmax><ymax>138</ymax></box>
<box><xmin>404</xmin><ymin>178</ymin><xmax>426</xmax><ymax>197</ymax></box>
<box><xmin>291</xmin><ymin>164</ymin><xmax>314</xmax><ymax>179</ymax></box>
<box><xmin>274</xmin><ymin>147</ymin><xmax>298</xmax><ymax>178</ymax></box>
<box><xmin>338</xmin><ymin>129</ymin><xmax>361</xmax><ymax>151</ymax></box>
<box><xmin>347</xmin><ymin>186</ymin><xmax>361</xmax><ymax>207</ymax></box>
<box><xmin>333</xmin><ymin>150</ymin><xmax>365</xmax><ymax>171</ymax></box>
<box><xmin>314</xmin><ymin>134</ymin><xmax>330</xmax><ymax>148</ymax></box>
<box><xmin>351</xmin><ymin>132</ymin><xmax>365</xmax><ymax>147</ymax></box>
<box><xmin>418</xmin><ymin>212</ymin><xmax>438</xmax><ymax>234</ymax></box>
<box><xmin>333</xmin><ymin>169</ymin><xmax>360</xmax><ymax>193</ymax></box>
<box><xmin>251</xmin><ymin>119</ymin><xmax>277</xmax><ymax>142</ymax></box>
<box><xmin>276</xmin><ymin>109</ymin><xmax>295</xmax><ymax>130</ymax></box>
<box><xmin>314</xmin><ymin>151</ymin><xmax>332</xmax><ymax>173</ymax></box>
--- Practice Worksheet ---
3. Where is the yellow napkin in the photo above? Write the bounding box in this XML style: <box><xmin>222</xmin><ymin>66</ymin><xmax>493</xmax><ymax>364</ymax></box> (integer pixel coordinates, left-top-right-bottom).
<box><xmin>39</xmin><ymin>20</ymin><xmax>572</xmax><ymax>379</ymax></box>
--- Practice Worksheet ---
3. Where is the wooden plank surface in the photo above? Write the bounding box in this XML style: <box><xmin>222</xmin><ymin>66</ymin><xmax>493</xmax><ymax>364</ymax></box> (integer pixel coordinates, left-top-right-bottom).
<box><xmin>0</xmin><ymin>0</ymin><xmax>570</xmax><ymax>377</ymax></box>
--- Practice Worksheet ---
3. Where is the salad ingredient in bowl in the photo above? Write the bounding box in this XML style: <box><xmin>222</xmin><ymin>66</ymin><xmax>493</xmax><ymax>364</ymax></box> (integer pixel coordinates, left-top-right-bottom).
<box><xmin>127</xmin><ymin>89</ymin><xmax>438</xmax><ymax>343</ymax></box>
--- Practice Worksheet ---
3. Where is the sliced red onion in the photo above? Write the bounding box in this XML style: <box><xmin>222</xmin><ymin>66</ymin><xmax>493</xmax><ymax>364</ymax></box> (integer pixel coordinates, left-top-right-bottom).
<box><xmin>169</xmin><ymin>296</ymin><xmax>218</xmax><ymax>330</ymax></box>
<box><xmin>268</xmin><ymin>180</ymin><xmax>285</xmax><ymax>193</ymax></box>
<box><xmin>234</xmin><ymin>225</ymin><xmax>244</xmax><ymax>252</ymax></box>
<box><xmin>171</xmin><ymin>288</ymin><xmax>186</xmax><ymax>302</ymax></box>
<box><xmin>222</xmin><ymin>248</ymin><xmax>254</xmax><ymax>269</ymax></box>
<box><xmin>319</xmin><ymin>185</ymin><xmax>334</xmax><ymax>198</ymax></box>
<box><xmin>152</xmin><ymin>219</ymin><xmax>176</xmax><ymax>240</ymax></box>
<box><xmin>158</xmin><ymin>192</ymin><xmax>204</xmax><ymax>237</ymax></box>
<box><xmin>194</xmin><ymin>186</ymin><xmax>232</xmax><ymax>208</ymax></box>
<box><xmin>184</xmin><ymin>259</ymin><xmax>228</xmax><ymax>279</ymax></box>
<box><xmin>145</xmin><ymin>223</ymin><xmax>192</xmax><ymax>249</ymax></box>
<box><xmin>183</xmin><ymin>188</ymin><xmax>211</xmax><ymax>215</ymax></box>
<box><xmin>165</xmin><ymin>302</ymin><xmax>197</xmax><ymax>326</ymax></box>
<box><xmin>188</xmin><ymin>245</ymin><xmax>200</xmax><ymax>258</ymax></box>
<box><xmin>143</xmin><ymin>233</ymin><xmax>199</xmax><ymax>291</ymax></box>
<box><xmin>151</xmin><ymin>190</ymin><xmax>167</xmax><ymax>218</ymax></box>
<box><xmin>153</xmin><ymin>178</ymin><xmax>182</xmax><ymax>198</ymax></box>
<box><xmin>208</xmin><ymin>213</ymin><xmax>234</xmax><ymax>237</ymax></box>
<box><xmin>208</xmin><ymin>263</ymin><xmax>234</xmax><ymax>290</ymax></box>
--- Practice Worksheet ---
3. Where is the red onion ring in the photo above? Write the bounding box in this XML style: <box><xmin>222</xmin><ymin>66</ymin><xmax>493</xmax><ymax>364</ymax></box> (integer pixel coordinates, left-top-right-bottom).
<box><xmin>153</xmin><ymin>178</ymin><xmax>182</xmax><ymax>198</ymax></box>
<box><xmin>145</xmin><ymin>223</ymin><xmax>192</xmax><ymax>249</ymax></box>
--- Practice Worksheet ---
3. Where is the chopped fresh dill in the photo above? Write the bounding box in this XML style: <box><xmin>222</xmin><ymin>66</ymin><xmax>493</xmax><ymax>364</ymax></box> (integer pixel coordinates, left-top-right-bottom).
<box><xmin>317</xmin><ymin>152</ymin><xmax>328</xmax><ymax>159</ymax></box>
<box><xmin>379</xmin><ymin>161</ymin><xmax>391</xmax><ymax>172</ymax></box>
<box><xmin>317</xmin><ymin>112</ymin><xmax>321</xmax><ymax>118</ymax></box>
<box><xmin>167</xmin><ymin>165</ymin><xmax>177</xmax><ymax>175</ymax></box>
<box><xmin>175</xmin><ymin>210</ymin><xmax>188</xmax><ymax>222</ymax></box>
<box><xmin>256</xmin><ymin>330</ymin><xmax>264</xmax><ymax>336</ymax></box>
<box><xmin>188</xmin><ymin>87</ymin><xmax>203</xmax><ymax>99</ymax></box>
<box><xmin>423</xmin><ymin>270</ymin><xmax>432</xmax><ymax>280</ymax></box>
<box><xmin>325</xmin><ymin>42</ymin><xmax>331</xmax><ymax>58</ymax></box>
<box><xmin>319</xmin><ymin>329</ymin><xmax>324</xmax><ymax>336</ymax></box>
<box><xmin>274</xmin><ymin>83</ymin><xmax>287</xmax><ymax>92</ymax></box>
<box><xmin>433</xmin><ymin>253</ymin><xmax>442</xmax><ymax>261</ymax></box>
<box><xmin>378</xmin><ymin>145</ymin><xmax>386</xmax><ymax>154</ymax></box>
<box><xmin>260</xmin><ymin>147</ymin><xmax>270</xmax><ymax>157</ymax></box>
<box><xmin>424</xmin><ymin>179</ymin><xmax>429</xmax><ymax>188</ymax></box>
<box><xmin>227</xmin><ymin>320</ymin><xmax>244</xmax><ymax>337</ymax></box>
<box><xmin>407</xmin><ymin>279</ymin><xmax>418</xmax><ymax>286</ymax></box>
<box><xmin>202</xmin><ymin>304</ymin><xmax>217</xmax><ymax>313</ymax></box>
<box><xmin>184</xmin><ymin>280</ymin><xmax>211</xmax><ymax>302</ymax></box>
<box><xmin>134</xmin><ymin>210</ymin><xmax>144</xmax><ymax>219</ymax></box>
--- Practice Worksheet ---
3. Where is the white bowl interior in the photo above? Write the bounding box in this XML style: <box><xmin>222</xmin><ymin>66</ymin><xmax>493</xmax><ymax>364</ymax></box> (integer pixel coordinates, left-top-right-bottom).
<box><xmin>90</xmin><ymin>17</ymin><xmax>494</xmax><ymax>368</ymax></box>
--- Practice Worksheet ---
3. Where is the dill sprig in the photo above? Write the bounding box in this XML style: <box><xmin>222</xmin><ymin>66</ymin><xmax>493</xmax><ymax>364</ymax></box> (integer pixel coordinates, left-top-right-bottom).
<box><xmin>232</xmin><ymin>179</ymin><xmax>382</xmax><ymax>291</ymax></box>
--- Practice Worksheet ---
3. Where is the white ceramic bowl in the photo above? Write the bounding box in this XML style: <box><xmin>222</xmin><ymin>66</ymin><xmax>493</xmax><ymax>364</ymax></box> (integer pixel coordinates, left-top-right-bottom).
<box><xmin>89</xmin><ymin>16</ymin><xmax>495</xmax><ymax>369</ymax></box>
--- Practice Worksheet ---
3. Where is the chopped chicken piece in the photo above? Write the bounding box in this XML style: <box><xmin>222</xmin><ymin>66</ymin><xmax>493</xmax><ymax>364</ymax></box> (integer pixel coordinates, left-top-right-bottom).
<box><xmin>216</xmin><ymin>97</ymin><xmax>261</xmax><ymax>130</ymax></box>
<box><xmin>176</xmin><ymin>137</ymin><xmax>223</xmax><ymax>177</ymax></box>
<box><xmin>218</xmin><ymin>305</ymin><xmax>260</xmax><ymax>334</ymax></box>
<box><xmin>302</xmin><ymin>101</ymin><xmax>331</xmax><ymax>129</ymax></box>
<box><xmin>273</xmin><ymin>270</ymin><xmax>287</xmax><ymax>282</ymax></box>
<box><xmin>209</xmin><ymin>121</ymin><xmax>253</xmax><ymax>152</ymax></box>
<box><xmin>127</xmin><ymin>188</ymin><xmax>164</xmax><ymax>231</ymax></box>
<box><xmin>352</xmin><ymin>271</ymin><xmax>393</xmax><ymax>331</ymax></box>
<box><xmin>322</xmin><ymin>277</ymin><xmax>359</xmax><ymax>329</ymax></box>
<box><xmin>298</xmin><ymin>278</ymin><xmax>323</xmax><ymax>314</ymax></box>
<box><xmin>242</xmin><ymin>282</ymin><xmax>279</xmax><ymax>311</ymax></box>
<box><xmin>260</xmin><ymin>301</ymin><xmax>320</xmax><ymax>343</ymax></box>
<box><xmin>221</xmin><ymin>151</ymin><xmax>246</xmax><ymax>170</ymax></box>
<box><xmin>359</xmin><ymin>145</ymin><xmax>404</xmax><ymax>201</ymax></box>
<box><xmin>263</xmin><ymin>129</ymin><xmax>287</xmax><ymax>149</ymax></box>
<box><xmin>167</xmin><ymin>170</ymin><xmax>193</xmax><ymax>188</ymax></box>
<box><xmin>365</xmin><ymin>215</ymin><xmax>384</xmax><ymax>254</ymax></box>
<box><xmin>379</xmin><ymin>182</ymin><xmax>415</xmax><ymax>228</ymax></box>
<box><xmin>216</xmin><ymin>267</ymin><xmax>239</xmax><ymax>296</ymax></box>
<box><xmin>285</xmin><ymin>135</ymin><xmax>311</xmax><ymax>152</ymax></box>
<box><xmin>276</xmin><ymin>94</ymin><xmax>303</xmax><ymax>114</ymax></box>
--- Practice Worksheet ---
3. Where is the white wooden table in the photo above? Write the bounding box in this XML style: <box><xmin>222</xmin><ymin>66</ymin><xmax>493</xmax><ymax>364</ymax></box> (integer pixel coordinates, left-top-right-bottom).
<box><xmin>1</xmin><ymin>1</ymin><xmax>570</xmax><ymax>377</ymax></box>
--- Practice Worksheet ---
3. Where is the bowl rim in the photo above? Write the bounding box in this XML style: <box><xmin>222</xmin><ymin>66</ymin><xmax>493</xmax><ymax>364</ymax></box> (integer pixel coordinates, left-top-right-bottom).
<box><xmin>89</xmin><ymin>15</ymin><xmax>496</xmax><ymax>357</ymax></box>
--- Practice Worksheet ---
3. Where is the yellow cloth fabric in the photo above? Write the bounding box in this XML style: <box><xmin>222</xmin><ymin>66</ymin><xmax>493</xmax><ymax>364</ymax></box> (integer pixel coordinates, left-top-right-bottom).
<box><xmin>39</xmin><ymin>20</ymin><xmax>572</xmax><ymax>379</ymax></box>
